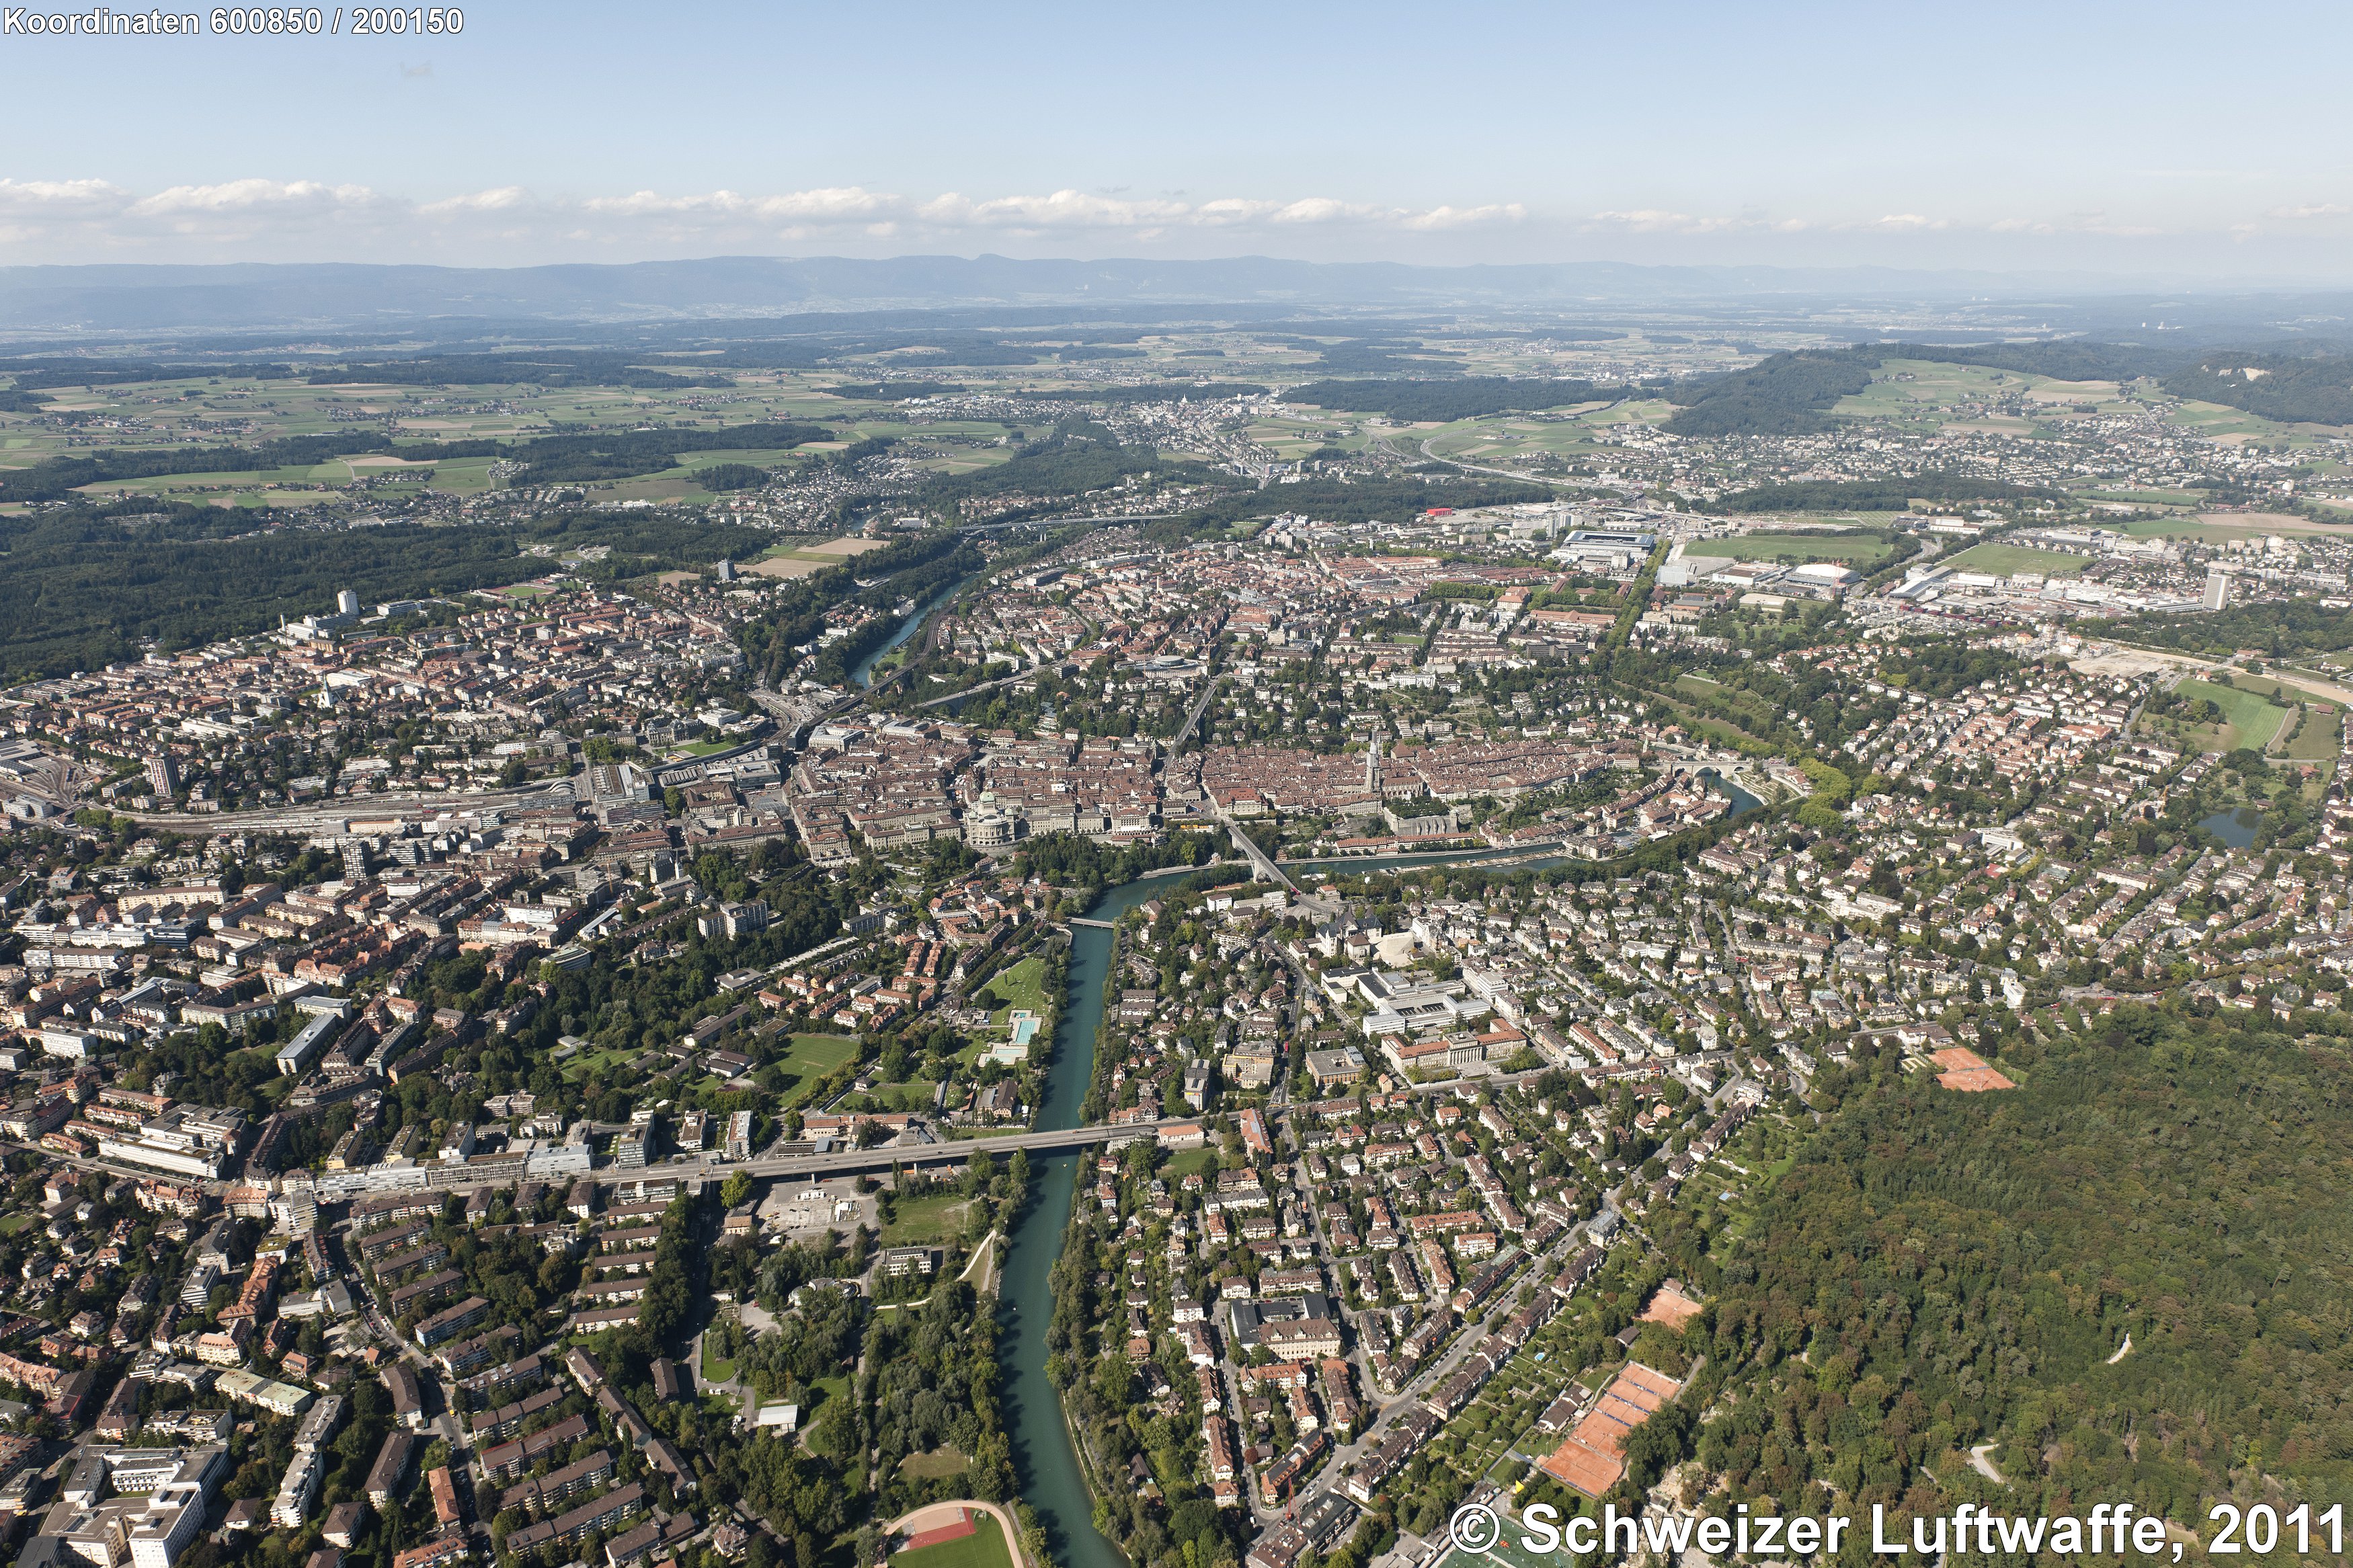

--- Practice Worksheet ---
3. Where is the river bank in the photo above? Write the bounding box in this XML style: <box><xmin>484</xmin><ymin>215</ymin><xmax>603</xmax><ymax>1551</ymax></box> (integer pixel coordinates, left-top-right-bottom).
<box><xmin>987</xmin><ymin>772</ymin><xmax>1772</xmax><ymax>1568</ymax></box>
<box><xmin>851</xmin><ymin>567</ymin><xmax>988</xmax><ymax>689</ymax></box>
<box><xmin>995</xmin><ymin>876</ymin><xmax>1164</xmax><ymax>1568</ymax></box>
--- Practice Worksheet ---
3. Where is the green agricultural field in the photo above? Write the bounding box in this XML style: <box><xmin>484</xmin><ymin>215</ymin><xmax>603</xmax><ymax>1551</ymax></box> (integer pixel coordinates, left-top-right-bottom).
<box><xmin>0</xmin><ymin>364</ymin><xmax>883</xmax><ymax>513</ymax></box>
<box><xmin>2141</xmin><ymin>509</ymin><xmax>2349</xmax><ymax>539</ymax></box>
<box><xmin>1832</xmin><ymin>360</ymin><xmax>2033</xmax><ymax>427</ymax></box>
<box><xmin>1943</xmin><ymin>542</ymin><xmax>2093</xmax><ymax>577</ymax></box>
<box><xmin>2163</xmin><ymin>400</ymin><xmax>2311</xmax><ymax>442</ymax></box>
<box><xmin>2173</xmin><ymin>679</ymin><xmax>2294</xmax><ymax>753</ymax></box>
<box><xmin>1683</xmin><ymin>533</ymin><xmax>1894</xmax><ymax>566</ymax></box>
<box><xmin>2282</xmin><ymin>702</ymin><xmax>2342</xmax><ymax>761</ymax></box>
<box><xmin>2081</xmin><ymin>490</ymin><xmax>2201</xmax><ymax>510</ymax></box>
<box><xmin>2216</xmin><ymin>675</ymin><xmax>2342</xmax><ymax>761</ymax></box>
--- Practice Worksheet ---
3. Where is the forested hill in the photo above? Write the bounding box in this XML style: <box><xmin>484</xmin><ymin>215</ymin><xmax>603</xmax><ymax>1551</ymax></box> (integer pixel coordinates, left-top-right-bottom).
<box><xmin>0</xmin><ymin>420</ymin><xmax>832</xmax><ymax>504</ymax></box>
<box><xmin>1659</xmin><ymin>1011</ymin><xmax>2353</xmax><ymax>1550</ymax></box>
<box><xmin>2165</xmin><ymin>354</ymin><xmax>2353</xmax><ymax>425</ymax></box>
<box><xmin>1662</xmin><ymin>340</ymin><xmax>2193</xmax><ymax>436</ymax></box>
<box><xmin>0</xmin><ymin>509</ymin><xmax>785</xmax><ymax>680</ymax></box>
<box><xmin>1663</xmin><ymin>352</ymin><xmax>1874</xmax><ymax>437</ymax></box>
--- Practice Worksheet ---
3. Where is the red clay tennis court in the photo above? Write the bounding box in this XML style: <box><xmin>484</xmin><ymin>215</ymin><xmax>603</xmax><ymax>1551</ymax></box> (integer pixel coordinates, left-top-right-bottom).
<box><xmin>1536</xmin><ymin>1361</ymin><xmax>1685</xmax><ymax>1497</ymax></box>
<box><xmin>1931</xmin><ymin>1046</ymin><xmax>2017</xmax><ymax>1092</ymax></box>
<box><xmin>1638</xmin><ymin>1281</ymin><xmax>1702</xmax><ymax>1329</ymax></box>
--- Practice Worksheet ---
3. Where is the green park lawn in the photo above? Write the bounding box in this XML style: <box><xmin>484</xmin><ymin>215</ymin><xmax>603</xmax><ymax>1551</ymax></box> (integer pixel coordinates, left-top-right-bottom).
<box><xmin>881</xmin><ymin>1192</ymin><xmax>980</xmax><ymax>1245</ymax></box>
<box><xmin>1159</xmin><ymin>1147</ymin><xmax>1218</xmax><ymax>1181</ymax></box>
<box><xmin>777</xmin><ymin>1032</ymin><xmax>862</xmax><ymax>1107</ymax></box>
<box><xmin>897</xmin><ymin>1448</ymin><xmax>969</xmax><ymax>1483</ymax></box>
<box><xmin>976</xmin><ymin>955</ymin><xmax>1049</xmax><ymax>1023</ymax></box>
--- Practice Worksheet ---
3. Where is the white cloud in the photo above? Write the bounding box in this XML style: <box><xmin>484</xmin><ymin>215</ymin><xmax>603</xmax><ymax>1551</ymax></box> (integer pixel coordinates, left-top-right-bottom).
<box><xmin>0</xmin><ymin>174</ymin><xmax>1557</xmax><ymax>254</ymax></box>
<box><xmin>0</xmin><ymin>177</ymin><xmax>129</xmax><ymax>213</ymax></box>
<box><xmin>0</xmin><ymin>175</ymin><xmax>2332</xmax><ymax>268</ymax></box>
<box><xmin>420</xmin><ymin>185</ymin><xmax>533</xmax><ymax>215</ymax></box>
<box><xmin>1402</xmin><ymin>203</ymin><xmax>1527</xmax><ymax>231</ymax></box>
<box><xmin>757</xmin><ymin>187</ymin><xmax>906</xmax><ymax>222</ymax></box>
<box><xmin>1586</xmin><ymin>209</ymin><xmax>1745</xmax><ymax>235</ymax></box>
<box><xmin>1263</xmin><ymin>198</ymin><xmax>1386</xmax><ymax>225</ymax></box>
<box><xmin>922</xmin><ymin>190</ymin><xmax>1216</xmax><ymax>229</ymax></box>
<box><xmin>126</xmin><ymin>179</ymin><xmax>379</xmax><ymax>216</ymax></box>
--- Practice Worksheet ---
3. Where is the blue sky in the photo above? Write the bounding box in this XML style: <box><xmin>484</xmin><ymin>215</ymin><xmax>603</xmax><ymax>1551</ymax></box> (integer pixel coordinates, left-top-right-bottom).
<box><xmin>3</xmin><ymin>0</ymin><xmax>2350</xmax><ymax>277</ymax></box>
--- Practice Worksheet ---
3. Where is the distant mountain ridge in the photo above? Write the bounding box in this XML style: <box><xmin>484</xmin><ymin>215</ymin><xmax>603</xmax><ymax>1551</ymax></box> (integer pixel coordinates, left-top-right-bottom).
<box><xmin>0</xmin><ymin>253</ymin><xmax>2315</xmax><ymax>334</ymax></box>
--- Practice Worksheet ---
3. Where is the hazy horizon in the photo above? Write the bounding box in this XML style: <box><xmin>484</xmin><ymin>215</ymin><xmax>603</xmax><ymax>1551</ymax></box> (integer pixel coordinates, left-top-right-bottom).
<box><xmin>4</xmin><ymin>0</ymin><xmax>2352</xmax><ymax>280</ymax></box>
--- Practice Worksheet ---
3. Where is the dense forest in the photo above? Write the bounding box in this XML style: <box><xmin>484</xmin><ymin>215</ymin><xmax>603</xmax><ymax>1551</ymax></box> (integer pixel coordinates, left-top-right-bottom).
<box><xmin>2165</xmin><ymin>354</ymin><xmax>2353</xmax><ymax>426</ymax></box>
<box><xmin>1255</xmin><ymin>336</ymin><xmax>1467</xmax><ymax>376</ymax></box>
<box><xmin>305</xmin><ymin>350</ymin><xmax>731</xmax><ymax>389</ymax></box>
<box><xmin>1281</xmin><ymin>377</ymin><xmax>1620</xmax><ymax>422</ymax></box>
<box><xmin>2116</xmin><ymin>597</ymin><xmax>2353</xmax><ymax>658</ymax></box>
<box><xmin>0</xmin><ymin>514</ymin><xmax>527</xmax><ymax>677</ymax></box>
<box><xmin>1650</xmin><ymin>1012</ymin><xmax>2353</xmax><ymax>1558</ymax></box>
<box><xmin>0</xmin><ymin>507</ymin><xmax>782</xmax><ymax>680</ymax></box>
<box><xmin>1663</xmin><ymin>352</ymin><xmax>1874</xmax><ymax>436</ymax></box>
<box><xmin>0</xmin><ymin>357</ymin><xmax>301</xmax><ymax>390</ymax></box>
<box><xmin>803</xmin><ymin>539</ymin><xmax>988</xmax><ymax>686</ymax></box>
<box><xmin>696</xmin><ymin>462</ymin><xmax>774</xmax><ymax>491</ymax></box>
<box><xmin>1893</xmin><ymin>339</ymin><xmax>2184</xmax><ymax>382</ymax></box>
<box><xmin>0</xmin><ymin>418</ymin><xmax>830</xmax><ymax>503</ymax></box>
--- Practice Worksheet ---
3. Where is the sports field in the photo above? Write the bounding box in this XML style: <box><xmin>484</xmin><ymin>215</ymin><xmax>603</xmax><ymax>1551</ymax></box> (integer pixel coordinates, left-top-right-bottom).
<box><xmin>1944</xmin><ymin>542</ymin><xmax>2093</xmax><ymax>577</ymax></box>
